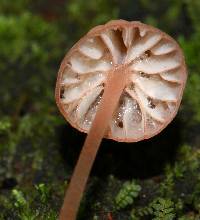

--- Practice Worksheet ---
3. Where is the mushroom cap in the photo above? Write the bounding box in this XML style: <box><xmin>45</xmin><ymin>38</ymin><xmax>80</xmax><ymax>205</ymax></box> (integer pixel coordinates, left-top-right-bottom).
<box><xmin>55</xmin><ymin>20</ymin><xmax>187</xmax><ymax>142</ymax></box>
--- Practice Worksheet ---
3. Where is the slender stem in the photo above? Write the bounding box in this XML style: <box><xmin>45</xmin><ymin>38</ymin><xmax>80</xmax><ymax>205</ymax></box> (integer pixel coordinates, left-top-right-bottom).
<box><xmin>59</xmin><ymin>66</ymin><xmax>128</xmax><ymax>220</ymax></box>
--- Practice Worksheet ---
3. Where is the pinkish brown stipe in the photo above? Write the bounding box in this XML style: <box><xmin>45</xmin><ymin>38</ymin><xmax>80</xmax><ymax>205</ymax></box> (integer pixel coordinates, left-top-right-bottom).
<box><xmin>55</xmin><ymin>20</ymin><xmax>187</xmax><ymax>220</ymax></box>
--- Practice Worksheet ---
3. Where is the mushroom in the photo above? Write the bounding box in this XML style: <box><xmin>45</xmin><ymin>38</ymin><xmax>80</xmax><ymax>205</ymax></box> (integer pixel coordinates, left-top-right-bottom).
<box><xmin>55</xmin><ymin>20</ymin><xmax>187</xmax><ymax>220</ymax></box>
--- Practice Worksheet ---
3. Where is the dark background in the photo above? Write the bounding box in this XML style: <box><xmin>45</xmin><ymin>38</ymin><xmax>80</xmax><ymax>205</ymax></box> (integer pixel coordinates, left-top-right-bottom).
<box><xmin>0</xmin><ymin>0</ymin><xmax>200</xmax><ymax>219</ymax></box>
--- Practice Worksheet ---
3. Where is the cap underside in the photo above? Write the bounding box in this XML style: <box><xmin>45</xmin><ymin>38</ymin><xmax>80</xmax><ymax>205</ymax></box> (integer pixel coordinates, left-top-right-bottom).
<box><xmin>56</xmin><ymin>20</ymin><xmax>187</xmax><ymax>142</ymax></box>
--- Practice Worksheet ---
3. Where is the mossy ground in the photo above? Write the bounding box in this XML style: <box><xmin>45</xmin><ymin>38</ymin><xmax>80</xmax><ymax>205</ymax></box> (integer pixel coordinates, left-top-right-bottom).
<box><xmin>0</xmin><ymin>1</ymin><xmax>200</xmax><ymax>219</ymax></box>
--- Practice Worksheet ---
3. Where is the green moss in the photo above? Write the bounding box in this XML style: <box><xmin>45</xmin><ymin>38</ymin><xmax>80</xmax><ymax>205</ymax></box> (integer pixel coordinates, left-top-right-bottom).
<box><xmin>115</xmin><ymin>181</ymin><xmax>141</xmax><ymax>210</ymax></box>
<box><xmin>11</xmin><ymin>187</ymin><xmax>59</xmax><ymax>220</ymax></box>
<box><xmin>0</xmin><ymin>12</ymin><xmax>64</xmax><ymax>115</ymax></box>
<box><xmin>179</xmin><ymin>28</ymin><xmax>200</xmax><ymax>124</ymax></box>
<box><xmin>0</xmin><ymin>118</ymin><xmax>11</xmax><ymax>133</ymax></box>
<box><xmin>151</xmin><ymin>198</ymin><xmax>175</xmax><ymax>220</ymax></box>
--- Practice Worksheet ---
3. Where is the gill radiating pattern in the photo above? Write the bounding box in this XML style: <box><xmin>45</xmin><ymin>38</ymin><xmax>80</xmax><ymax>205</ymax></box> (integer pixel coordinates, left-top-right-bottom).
<box><xmin>59</xmin><ymin>23</ymin><xmax>186</xmax><ymax>141</ymax></box>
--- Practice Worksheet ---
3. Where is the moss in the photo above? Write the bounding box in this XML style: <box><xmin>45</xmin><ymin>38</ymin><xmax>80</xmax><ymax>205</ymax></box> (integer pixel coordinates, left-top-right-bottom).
<box><xmin>88</xmin><ymin>145</ymin><xmax>200</xmax><ymax>219</ymax></box>
<box><xmin>115</xmin><ymin>181</ymin><xmax>141</xmax><ymax>210</ymax></box>
<box><xmin>178</xmin><ymin>27</ymin><xmax>200</xmax><ymax>125</ymax></box>
<box><xmin>10</xmin><ymin>186</ymin><xmax>59</xmax><ymax>220</ymax></box>
<box><xmin>151</xmin><ymin>198</ymin><xmax>175</xmax><ymax>220</ymax></box>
